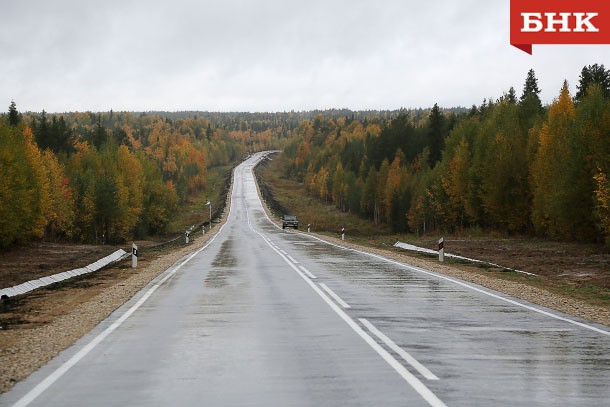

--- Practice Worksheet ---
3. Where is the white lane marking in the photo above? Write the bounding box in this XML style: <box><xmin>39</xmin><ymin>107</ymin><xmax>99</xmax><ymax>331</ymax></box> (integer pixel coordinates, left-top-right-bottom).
<box><xmin>286</xmin><ymin>255</ymin><xmax>299</xmax><ymax>264</ymax></box>
<box><xmin>279</xmin><ymin>249</ymin><xmax>287</xmax><ymax>255</ymax></box>
<box><xmin>246</xmin><ymin>207</ymin><xmax>446</xmax><ymax>407</ymax></box>
<box><xmin>11</xmin><ymin>214</ymin><xmax>231</xmax><ymax>407</ymax></box>
<box><xmin>360</xmin><ymin>318</ymin><xmax>439</xmax><ymax>381</ymax></box>
<box><xmin>299</xmin><ymin>266</ymin><xmax>317</xmax><ymax>279</ymax></box>
<box><xmin>319</xmin><ymin>283</ymin><xmax>351</xmax><ymax>309</ymax></box>
<box><xmin>292</xmin><ymin>233</ymin><xmax>610</xmax><ymax>337</ymax></box>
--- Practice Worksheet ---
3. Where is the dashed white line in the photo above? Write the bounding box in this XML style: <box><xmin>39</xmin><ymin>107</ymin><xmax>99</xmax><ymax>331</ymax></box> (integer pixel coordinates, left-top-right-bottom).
<box><xmin>298</xmin><ymin>266</ymin><xmax>317</xmax><ymax>279</ymax></box>
<box><xmin>246</xmin><ymin>202</ymin><xmax>446</xmax><ymax>406</ymax></box>
<box><xmin>360</xmin><ymin>318</ymin><xmax>439</xmax><ymax>381</ymax></box>
<box><xmin>319</xmin><ymin>283</ymin><xmax>351</xmax><ymax>309</ymax></box>
<box><xmin>251</xmin><ymin>230</ymin><xmax>446</xmax><ymax>406</ymax></box>
<box><xmin>295</xmin><ymin>232</ymin><xmax>610</xmax><ymax>337</ymax></box>
<box><xmin>279</xmin><ymin>249</ymin><xmax>287</xmax><ymax>255</ymax></box>
<box><xmin>286</xmin><ymin>254</ymin><xmax>298</xmax><ymax>264</ymax></box>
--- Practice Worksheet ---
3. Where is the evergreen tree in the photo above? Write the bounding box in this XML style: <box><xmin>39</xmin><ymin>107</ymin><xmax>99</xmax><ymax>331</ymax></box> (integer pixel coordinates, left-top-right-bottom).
<box><xmin>575</xmin><ymin>63</ymin><xmax>610</xmax><ymax>102</ymax></box>
<box><xmin>521</xmin><ymin>69</ymin><xmax>542</xmax><ymax>101</ymax></box>
<box><xmin>89</xmin><ymin>121</ymin><xmax>109</xmax><ymax>149</ymax></box>
<box><xmin>519</xmin><ymin>70</ymin><xmax>544</xmax><ymax>131</ymax></box>
<box><xmin>33</xmin><ymin>110</ymin><xmax>50</xmax><ymax>151</ymax></box>
<box><xmin>8</xmin><ymin>100</ymin><xmax>21</xmax><ymax>126</ymax></box>
<box><xmin>206</xmin><ymin>123</ymin><xmax>213</xmax><ymax>141</ymax></box>
<box><xmin>427</xmin><ymin>103</ymin><xmax>445</xmax><ymax>167</ymax></box>
<box><xmin>520</xmin><ymin>69</ymin><xmax>543</xmax><ymax>115</ymax></box>
<box><xmin>506</xmin><ymin>87</ymin><xmax>517</xmax><ymax>104</ymax></box>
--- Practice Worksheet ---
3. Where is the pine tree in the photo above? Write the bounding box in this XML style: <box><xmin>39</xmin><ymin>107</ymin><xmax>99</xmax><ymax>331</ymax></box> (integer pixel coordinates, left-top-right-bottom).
<box><xmin>427</xmin><ymin>103</ymin><xmax>445</xmax><ymax>167</ymax></box>
<box><xmin>8</xmin><ymin>100</ymin><xmax>21</xmax><ymax>126</ymax></box>
<box><xmin>506</xmin><ymin>87</ymin><xmax>517</xmax><ymax>104</ymax></box>
<box><xmin>521</xmin><ymin>69</ymin><xmax>541</xmax><ymax>101</ymax></box>
<box><xmin>575</xmin><ymin>64</ymin><xmax>610</xmax><ymax>102</ymax></box>
<box><xmin>519</xmin><ymin>69</ymin><xmax>544</xmax><ymax>131</ymax></box>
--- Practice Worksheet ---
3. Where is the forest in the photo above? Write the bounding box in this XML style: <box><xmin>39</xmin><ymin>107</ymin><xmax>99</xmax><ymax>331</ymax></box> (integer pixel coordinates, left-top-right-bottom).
<box><xmin>279</xmin><ymin>65</ymin><xmax>610</xmax><ymax>245</ymax></box>
<box><xmin>0</xmin><ymin>108</ymin><xmax>285</xmax><ymax>248</ymax></box>
<box><xmin>1</xmin><ymin>64</ymin><xmax>608</xmax><ymax>248</ymax></box>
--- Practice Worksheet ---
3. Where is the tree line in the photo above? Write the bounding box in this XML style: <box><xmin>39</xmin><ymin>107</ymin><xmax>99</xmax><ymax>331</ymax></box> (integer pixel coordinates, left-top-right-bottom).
<box><xmin>3</xmin><ymin>64</ymin><xmax>608</xmax><ymax>248</ymax></box>
<box><xmin>0</xmin><ymin>107</ymin><xmax>284</xmax><ymax>248</ymax></box>
<box><xmin>279</xmin><ymin>65</ymin><xmax>610</xmax><ymax>245</ymax></box>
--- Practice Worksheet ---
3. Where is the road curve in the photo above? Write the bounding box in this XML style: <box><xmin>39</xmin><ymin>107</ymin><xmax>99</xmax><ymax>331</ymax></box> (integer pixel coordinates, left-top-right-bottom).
<box><xmin>1</xmin><ymin>152</ymin><xmax>609</xmax><ymax>407</ymax></box>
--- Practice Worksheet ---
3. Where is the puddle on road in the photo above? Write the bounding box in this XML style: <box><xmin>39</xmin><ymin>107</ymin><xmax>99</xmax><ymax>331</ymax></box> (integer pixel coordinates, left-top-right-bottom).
<box><xmin>206</xmin><ymin>239</ymin><xmax>239</xmax><ymax>288</ymax></box>
<box><xmin>211</xmin><ymin>239</ymin><xmax>238</xmax><ymax>267</ymax></box>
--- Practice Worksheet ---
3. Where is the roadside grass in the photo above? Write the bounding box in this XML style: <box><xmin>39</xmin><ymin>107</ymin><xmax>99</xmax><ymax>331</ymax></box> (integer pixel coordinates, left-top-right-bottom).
<box><xmin>167</xmin><ymin>164</ymin><xmax>234</xmax><ymax>236</ymax></box>
<box><xmin>256</xmin><ymin>155</ymin><xmax>610</xmax><ymax>309</ymax></box>
<box><xmin>256</xmin><ymin>160</ymin><xmax>392</xmax><ymax>238</ymax></box>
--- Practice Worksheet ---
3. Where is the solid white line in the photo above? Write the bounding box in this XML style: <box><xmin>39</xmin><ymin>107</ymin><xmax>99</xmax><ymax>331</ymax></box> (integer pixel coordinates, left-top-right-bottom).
<box><xmin>11</xmin><ymin>202</ymin><xmax>232</xmax><ymax>407</ymax></box>
<box><xmin>319</xmin><ymin>283</ymin><xmax>351</xmax><ymax>309</ymax></box>
<box><xmin>246</xmin><ymin>205</ymin><xmax>446</xmax><ymax>407</ymax></box>
<box><xmin>286</xmin><ymin>254</ymin><xmax>299</xmax><ymax>264</ymax></box>
<box><xmin>360</xmin><ymin>318</ymin><xmax>439</xmax><ymax>381</ymax></box>
<box><xmin>296</xmin><ymin>233</ymin><xmax>610</xmax><ymax>337</ymax></box>
<box><xmin>299</xmin><ymin>266</ymin><xmax>317</xmax><ymax>279</ymax></box>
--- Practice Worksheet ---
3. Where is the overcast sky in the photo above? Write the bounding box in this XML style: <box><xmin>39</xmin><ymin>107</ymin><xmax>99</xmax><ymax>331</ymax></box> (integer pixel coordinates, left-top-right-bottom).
<box><xmin>1</xmin><ymin>0</ymin><xmax>608</xmax><ymax>113</ymax></box>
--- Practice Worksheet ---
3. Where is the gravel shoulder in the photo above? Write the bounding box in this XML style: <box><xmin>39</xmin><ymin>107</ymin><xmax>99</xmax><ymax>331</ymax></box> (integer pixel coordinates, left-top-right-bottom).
<box><xmin>315</xmin><ymin>234</ymin><xmax>610</xmax><ymax>328</ymax></box>
<box><xmin>0</xmin><ymin>181</ymin><xmax>233</xmax><ymax>394</ymax></box>
<box><xmin>260</xmin><ymin>199</ymin><xmax>610</xmax><ymax>329</ymax></box>
<box><xmin>1</xmin><ymin>167</ymin><xmax>608</xmax><ymax>395</ymax></box>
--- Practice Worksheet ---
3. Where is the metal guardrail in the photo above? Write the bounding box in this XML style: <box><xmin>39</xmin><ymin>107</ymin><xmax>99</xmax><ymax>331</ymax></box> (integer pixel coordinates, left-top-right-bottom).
<box><xmin>0</xmin><ymin>249</ymin><xmax>129</xmax><ymax>298</ymax></box>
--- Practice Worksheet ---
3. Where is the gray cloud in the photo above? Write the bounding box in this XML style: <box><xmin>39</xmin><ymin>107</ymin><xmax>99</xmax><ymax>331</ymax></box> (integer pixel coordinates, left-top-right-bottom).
<box><xmin>1</xmin><ymin>0</ymin><xmax>608</xmax><ymax>112</ymax></box>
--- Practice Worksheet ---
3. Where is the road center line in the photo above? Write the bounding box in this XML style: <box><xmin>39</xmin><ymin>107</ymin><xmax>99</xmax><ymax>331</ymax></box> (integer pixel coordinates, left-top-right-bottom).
<box><xmin>298</xmin><ymin>265</ymin><xmax>317</xmax><ymax>279</ymax></box>
<box><xmin>246</xmin><ymin>205</ymin><xmax>446</xmax><ymax>407</ymax></box>
<box><xmin>360</xmin><ymin>318</ymin><xmax>439</xmax><ymax>381</ymax></box>
<box><xmin>293</xmin><ymin>231</ymin><xmax>610</xmax><ymax>337</ymax></box>
<box><xmin>319</xmin><ymin>283</ymin><xmax>351</xmax><ymax>309</ymax></box>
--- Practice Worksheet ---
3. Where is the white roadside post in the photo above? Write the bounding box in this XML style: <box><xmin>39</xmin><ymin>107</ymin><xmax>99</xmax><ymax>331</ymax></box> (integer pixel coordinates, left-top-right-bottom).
<box><xmin>307</xmin><ymin>224</ymin><xmax>311</xmax><ymax>233</ymax></box>
<box><xmin>132</xmin><ymin>243</ymin><xmax>138</xmax><ymax>269</ymax></box>
<box><xmin>185</xmin><ymin>231</ymin><xmax>190</xmax><ymax>244</ymax></box>
<box><xmin>438</xmin><ymin>237</ymin><xmax>444</xmax><ymax>262</ymax></box>
<box><xmin>206</xmin><ymin>200</ymin><xmax>212</xmax><ymax>230</ymax></box>
<box><xmin>202</xmin><ymin>224</ymin><xmax>205</xmax><ymax>235</ymax></box>
<box><xmin>341</xmin><ymin>227</ymin><xmax>345</xmax><ymax>241</ymax></box>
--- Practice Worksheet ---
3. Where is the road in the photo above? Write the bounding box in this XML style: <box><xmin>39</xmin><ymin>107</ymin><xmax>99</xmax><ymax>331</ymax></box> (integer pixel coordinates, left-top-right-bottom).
<box><xmin>2</xmin><ymin>152</ymin><xmax>609</xmax><ymax>406</ymax></box>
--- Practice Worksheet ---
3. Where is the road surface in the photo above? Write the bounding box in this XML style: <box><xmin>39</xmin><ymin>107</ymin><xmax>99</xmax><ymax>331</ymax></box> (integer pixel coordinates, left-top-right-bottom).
<box><xmin>2</xmin><ymin>152</ymin><xmax>609</xmax><ymax>406</ymax></box>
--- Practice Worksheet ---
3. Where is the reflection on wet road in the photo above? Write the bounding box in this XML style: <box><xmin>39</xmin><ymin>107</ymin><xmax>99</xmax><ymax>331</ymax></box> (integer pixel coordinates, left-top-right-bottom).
<box><xmin>2</xmin><ymin>152</ymin><xmax>609</xmax><ymax>407</ymax></box>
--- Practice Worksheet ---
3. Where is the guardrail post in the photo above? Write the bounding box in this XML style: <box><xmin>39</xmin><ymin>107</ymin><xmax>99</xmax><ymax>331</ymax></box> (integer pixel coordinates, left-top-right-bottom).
<box><xmin>132</xmin><ymin>243</ymin><xmax>138</xmax><ymax>268</ymax></box>
<box><xmin>438</xmin><ymin>237</ymin><xmax>444</xmax><ymax>262</ymax></box>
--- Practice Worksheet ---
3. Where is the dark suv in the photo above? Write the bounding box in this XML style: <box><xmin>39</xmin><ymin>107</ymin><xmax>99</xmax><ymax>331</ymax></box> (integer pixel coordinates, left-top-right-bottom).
<box><xmin>282</xmin><ymin>215</ymin><xmax>299</xmax><ymax>230</ymax></box>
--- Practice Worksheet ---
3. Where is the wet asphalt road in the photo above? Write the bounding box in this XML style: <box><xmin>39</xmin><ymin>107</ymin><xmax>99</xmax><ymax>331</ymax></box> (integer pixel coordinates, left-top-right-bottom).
<box><xmin>2</xmin><ymin>152</ymin><xmax>610</xmax><ymax>407</ymax></box>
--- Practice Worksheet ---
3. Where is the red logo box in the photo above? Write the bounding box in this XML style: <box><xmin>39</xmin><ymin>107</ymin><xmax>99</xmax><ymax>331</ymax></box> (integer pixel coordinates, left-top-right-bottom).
<box><xmin>510</xmin><ymin>0</ymin><xmax>610</xmax><ymax>54</ymax></box>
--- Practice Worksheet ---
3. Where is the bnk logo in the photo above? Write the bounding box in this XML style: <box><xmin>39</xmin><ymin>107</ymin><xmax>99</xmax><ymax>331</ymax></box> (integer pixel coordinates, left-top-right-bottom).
<box><xmin>510</xmin><ymin>0</ymin><xmax>610</xmax><ymax>54</ymax></box>
<box><xmin>521</xmin><ymin>12</ymin><xmax>599</xmax><ymax>33</ymax></box>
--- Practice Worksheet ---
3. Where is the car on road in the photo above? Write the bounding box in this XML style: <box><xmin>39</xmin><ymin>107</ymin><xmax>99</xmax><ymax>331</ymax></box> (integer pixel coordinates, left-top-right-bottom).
<box><xmin>282</xmin><ymin>215</ymin><xmax>299</xmax><ymax>230</ymax></box>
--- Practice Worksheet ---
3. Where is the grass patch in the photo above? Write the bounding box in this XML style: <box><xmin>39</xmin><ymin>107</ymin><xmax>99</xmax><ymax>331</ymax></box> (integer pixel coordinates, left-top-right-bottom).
<box><xmin>558</xmin><ymin>283</ymin><xmax>610</xmax><ymax>307</ymax></box>
<box><xmin>255</xmin><ymin>157</ymin><xmax>392</xmax><ymax>238</ymax></box>
<box><xmin>167</xmin><ymin>164</ymin><xmax>234</xmax><ymax>235</ymax></box>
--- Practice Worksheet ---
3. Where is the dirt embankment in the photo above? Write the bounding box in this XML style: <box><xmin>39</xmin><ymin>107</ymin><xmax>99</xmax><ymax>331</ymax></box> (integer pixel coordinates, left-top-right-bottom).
<box><xmin>407</xmin><ymin>237</ymin><xmax>610</xmax><ymax>289</ymax></box>
<box><xmin>0</xmin><ymin>172</ymin><xmax>234</xmax><ymax>394</ymax></box>
<box><xmin>320</xmin><ymin>234</ymin><xmax>610</xmax><ymax>328</ymax></box>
